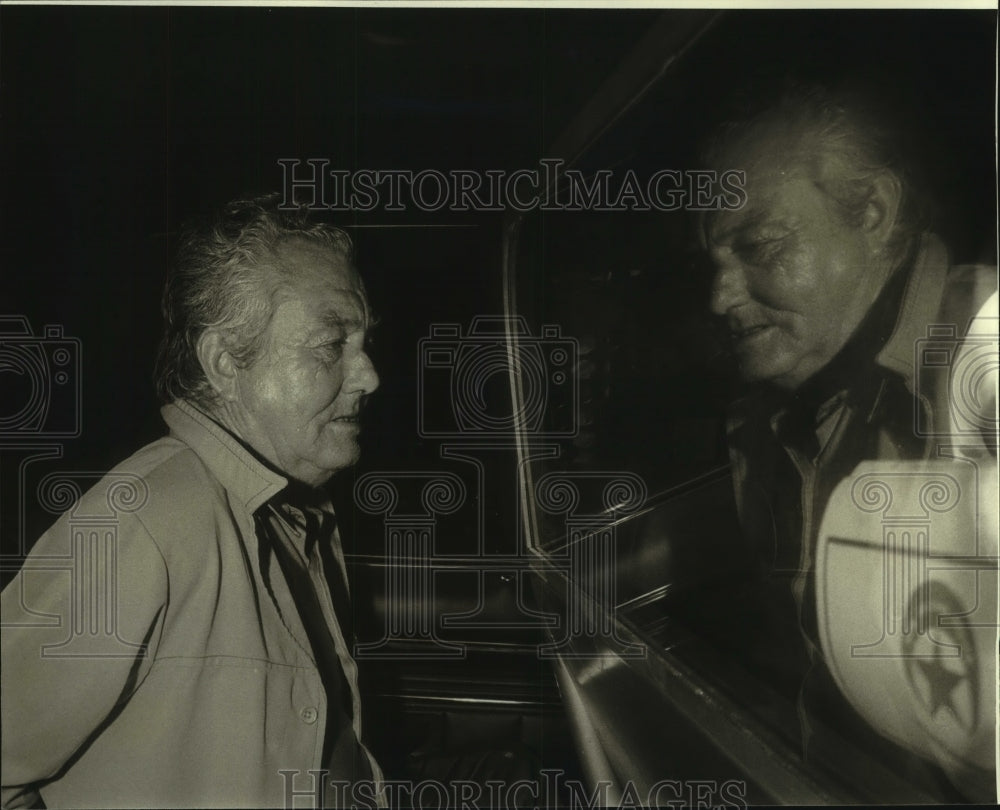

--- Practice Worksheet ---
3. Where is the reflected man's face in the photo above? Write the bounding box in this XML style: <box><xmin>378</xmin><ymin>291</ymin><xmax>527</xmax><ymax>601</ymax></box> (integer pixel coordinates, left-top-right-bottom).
<box><xmin>232</xmin><ymin>237</ymin><xmax>379</xmax><ymax>486</ymax></box>
<box><xmin>702</xmin><ymin>132</ymin><xmax>885</xmax><ymax>391</ymax></box>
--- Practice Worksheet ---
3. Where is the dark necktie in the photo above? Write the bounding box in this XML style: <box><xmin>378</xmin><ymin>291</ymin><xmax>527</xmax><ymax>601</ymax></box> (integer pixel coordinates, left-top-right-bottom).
<box><xmin>255</xmin><ymin>496</ymin><xmax>374</xmax><ymax>798</ymax></box>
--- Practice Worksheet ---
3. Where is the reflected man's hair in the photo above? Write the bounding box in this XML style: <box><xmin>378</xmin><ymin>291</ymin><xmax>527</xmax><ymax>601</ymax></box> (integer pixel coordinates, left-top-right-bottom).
<box><xmin>702</xmin><ymin>79</ymin><xmax>930</xmax><ymax>272</ymax></box>
<box><xmin>155</xmin><ymin>192</ymin><xmax>354</xmax><ymax>407</ymax></box>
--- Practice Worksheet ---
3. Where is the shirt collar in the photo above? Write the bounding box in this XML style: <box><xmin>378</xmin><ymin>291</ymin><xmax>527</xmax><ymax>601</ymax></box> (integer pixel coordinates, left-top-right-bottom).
<box><xmin>161</xmin><ymin>399</ymin><xmax>288</xmax><ymax>514</ymax></box>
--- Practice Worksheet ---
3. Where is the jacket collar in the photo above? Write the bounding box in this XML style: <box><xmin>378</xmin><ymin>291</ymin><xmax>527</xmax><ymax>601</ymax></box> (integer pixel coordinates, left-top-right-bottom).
<box><xmin>162</xmin><ymin>399</ymin><xmax>288</xmax><ymax>514</ymax></box>
<box><xmin>874</xmin><ymin>232</ymin><xmax>950</xmax><ymax>391</ymax></box>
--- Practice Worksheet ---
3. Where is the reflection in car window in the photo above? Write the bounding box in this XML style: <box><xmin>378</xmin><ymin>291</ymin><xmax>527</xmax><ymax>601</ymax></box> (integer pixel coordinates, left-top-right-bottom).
<box><xmin>509</xmin><ymin>10</ymin><xmax>997</xmax><ymax>804</ymax></box>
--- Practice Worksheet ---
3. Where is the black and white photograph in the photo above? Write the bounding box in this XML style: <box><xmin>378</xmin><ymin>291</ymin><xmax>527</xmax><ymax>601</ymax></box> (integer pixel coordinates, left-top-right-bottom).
<box><xmin>1</xmin><ymin>2</ymin><xmax>997</xmax><ymax>807</ymax></box>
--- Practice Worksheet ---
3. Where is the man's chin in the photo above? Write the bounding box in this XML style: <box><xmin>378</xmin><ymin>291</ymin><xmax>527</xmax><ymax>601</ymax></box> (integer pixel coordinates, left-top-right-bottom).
<box><xmin>321</xmin><ymin>447</ymin><xmax>362</xmax><ymax>476</ymax></box>
<box><xmin>294</xmin><ymin>443</ymin><xmax>361</xmax><ymax>487</ymax></box>
<box><xmin>737</xmin><ymin>353</ymin><xmax>799</xmax><ymax>390</ymax></box>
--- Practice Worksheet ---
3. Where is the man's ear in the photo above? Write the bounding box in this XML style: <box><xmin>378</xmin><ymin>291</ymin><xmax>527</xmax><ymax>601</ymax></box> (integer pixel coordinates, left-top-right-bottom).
<box><xmin>861</xmin><ymin>170</ymin><xmax>903</xmax><ymax>255</ymax></box>
<box><xmin>196</xmin><ymin>330</ymin><xmax>240</xmax><ymax>402</ymax></box>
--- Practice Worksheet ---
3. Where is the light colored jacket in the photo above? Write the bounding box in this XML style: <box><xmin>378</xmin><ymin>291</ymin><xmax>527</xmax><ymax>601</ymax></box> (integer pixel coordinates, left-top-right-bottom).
<box><xmin>1</xmin><ymin>400</ymin><xmax>383</xmax><ymax>808</ymax></box>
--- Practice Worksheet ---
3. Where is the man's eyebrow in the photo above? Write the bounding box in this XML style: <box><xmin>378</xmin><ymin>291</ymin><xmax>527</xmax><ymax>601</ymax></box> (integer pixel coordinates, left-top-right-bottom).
<box><xmin>318</xmin><ymin>311</ymin><xmax>363</xmax><ymax>330</ymax></box>
<box><xmin>303</xmin><ymin>312</ymin><xmax>363</xmax><ymax>340</ymax></box>
<box><xmin>709</xmin><ymin>211</ymin><xmax>787</xmax><ymax>246</ymax></box>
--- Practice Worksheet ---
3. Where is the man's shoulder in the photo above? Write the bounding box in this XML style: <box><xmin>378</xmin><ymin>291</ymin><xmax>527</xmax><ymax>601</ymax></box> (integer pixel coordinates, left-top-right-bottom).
<box><xmin>105</xmin><ymin>432</ymin><xmax>222</xmax><ymax>499</ymax></box>
<box><xmin>939</xmin><ymin>262</ymin><xmax>997</xmax><ymax>328</ymax></box>
<box><xmin>105</xmin><ymin>432</ymin><xmax>197</xmax><ymax>479</ymax></box>
<box><xmin>9</xmin><ymin>435</ymin><xmax>232</xmax><ymax>605</ymax></box>
<box><xmin>946</xmin><ymin>261</ymin><xmax>995</xmax><ymax>287</ymax></box>
<box><xmin>63</xmin><ymin>434</ymin><xmax>232</xmax><ymax>555</ymax></box>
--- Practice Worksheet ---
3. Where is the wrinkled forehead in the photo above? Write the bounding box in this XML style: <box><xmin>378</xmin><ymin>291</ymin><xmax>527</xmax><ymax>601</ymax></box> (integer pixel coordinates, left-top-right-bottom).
<box><xmin>272</xmin><ymin>236</ymin><xmax>372</xmax><ymax>327</ymax></box>
<box><xmin>700</xmin><ymin>125</ymin><xmax>820</xmax><ymax>245</ymax></box>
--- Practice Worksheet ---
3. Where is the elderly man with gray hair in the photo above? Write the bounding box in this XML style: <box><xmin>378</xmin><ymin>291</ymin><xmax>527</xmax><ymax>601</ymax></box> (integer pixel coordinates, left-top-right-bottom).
<box><xmin>2</xmin><ymin>194</ymin><xmax>384</xmax><ymax>808</ymax></box>
<box><xmin>700</xmin><ymin>81</ymin><xmax>996</xmax><ymax>800</ymax></box>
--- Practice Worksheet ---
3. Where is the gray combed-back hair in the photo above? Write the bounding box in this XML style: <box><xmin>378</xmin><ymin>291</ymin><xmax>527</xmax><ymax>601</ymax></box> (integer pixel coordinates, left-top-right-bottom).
<box><xmin>702</xmin><ymin>79</ymin><xmax>929</xmax><ymax>272</ymax></box>
<box><xmin>155</xmin><ymin>193</ymin><xmax>353</xmax><ymax>406</ymax></box>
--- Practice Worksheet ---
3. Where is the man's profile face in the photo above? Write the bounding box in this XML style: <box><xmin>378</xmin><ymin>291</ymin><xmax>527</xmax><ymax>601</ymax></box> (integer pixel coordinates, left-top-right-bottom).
<box><xmin>232</xmin><ymin>237</ymin><xmax>379</xmax><ymax>486</ymax></box>
<box><xmin>703</xmin><ymin>129</ymin><xmax>886</xmax><ymax>391</ymax></box>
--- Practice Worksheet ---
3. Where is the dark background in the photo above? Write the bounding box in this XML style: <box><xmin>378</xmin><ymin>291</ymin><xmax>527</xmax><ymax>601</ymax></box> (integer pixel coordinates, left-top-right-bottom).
<box><xmin>1</xmin><ymin>7</ymin><xmax>996</xmax><ymax>561</ymax></box>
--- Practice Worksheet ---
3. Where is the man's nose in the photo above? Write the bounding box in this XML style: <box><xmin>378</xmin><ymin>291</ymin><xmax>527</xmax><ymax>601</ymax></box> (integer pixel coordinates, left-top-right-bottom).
<box><xmin>348</xmin><ymin>349</ymin><xmax>380</xmax><ymax>395</ymax></box>
<box><xmin>709</xmin><ymin>256</ymin><xmax>750</xmax><ymax>316</ymax></box>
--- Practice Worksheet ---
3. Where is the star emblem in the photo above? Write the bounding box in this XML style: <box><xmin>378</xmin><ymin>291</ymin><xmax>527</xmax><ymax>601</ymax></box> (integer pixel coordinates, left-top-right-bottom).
<box><xmin>912</xmin><ymin>655</ymin><xmax>967</xmax><ymax>719</ymax></box>
<box><xmin>900</xmin><ymin>584</ymin><xmax>977</xmax><ymax>733</ymax></box>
